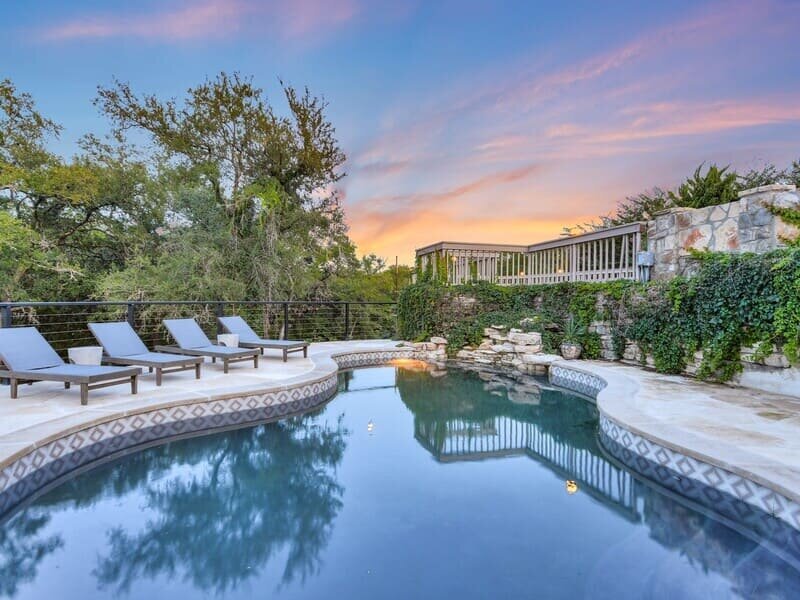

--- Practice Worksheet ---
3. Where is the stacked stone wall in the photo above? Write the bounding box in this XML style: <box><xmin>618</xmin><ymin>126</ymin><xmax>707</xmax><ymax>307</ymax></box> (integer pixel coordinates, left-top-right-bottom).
<box><xmin>648</xmin><ymin>184</ymin><xmax>799</xmax><ymax>279</ymax></box>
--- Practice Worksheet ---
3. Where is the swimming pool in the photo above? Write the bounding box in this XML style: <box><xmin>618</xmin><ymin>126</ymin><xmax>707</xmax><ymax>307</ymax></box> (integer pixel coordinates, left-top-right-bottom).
<box><xmin>1</xmin><ymin>364</ymin><xmax>798</xmax><ymax>598</ymax></box>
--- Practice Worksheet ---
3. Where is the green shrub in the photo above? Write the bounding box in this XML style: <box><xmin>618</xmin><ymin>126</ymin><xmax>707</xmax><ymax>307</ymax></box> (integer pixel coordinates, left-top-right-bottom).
<box><xmin>669</xmin><ymin>163</ymin><xmax>739</xmax><ymax>209</ymax></box>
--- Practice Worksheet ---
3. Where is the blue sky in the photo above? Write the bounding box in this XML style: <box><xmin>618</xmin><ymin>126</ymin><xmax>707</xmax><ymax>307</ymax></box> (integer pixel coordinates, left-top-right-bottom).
<box><xmin>6</xmin><ymin>0</ymin><xmax>800</xmax><ymax>261</ymax></box>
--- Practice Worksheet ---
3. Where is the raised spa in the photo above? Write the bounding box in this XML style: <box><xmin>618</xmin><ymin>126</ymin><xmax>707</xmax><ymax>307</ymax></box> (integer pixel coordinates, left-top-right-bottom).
<box><xmin>1</xmin><ymin>365</ymin><xmax>798</xmax><ymax>599</ymax></box>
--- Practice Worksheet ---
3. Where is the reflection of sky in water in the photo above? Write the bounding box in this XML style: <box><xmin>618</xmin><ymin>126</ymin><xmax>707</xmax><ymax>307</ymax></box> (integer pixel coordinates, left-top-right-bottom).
<box><xmin>1</xmin><ymin>366</ymin><xmax>799</xmax><ymax>599</ymax></box>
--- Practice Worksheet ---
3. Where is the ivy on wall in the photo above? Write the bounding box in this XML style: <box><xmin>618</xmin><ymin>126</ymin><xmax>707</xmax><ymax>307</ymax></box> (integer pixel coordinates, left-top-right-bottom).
<box><xmin>399</xmin><ymin>248</ymin><xmax>800</xmax><ymax>381</ymax></box>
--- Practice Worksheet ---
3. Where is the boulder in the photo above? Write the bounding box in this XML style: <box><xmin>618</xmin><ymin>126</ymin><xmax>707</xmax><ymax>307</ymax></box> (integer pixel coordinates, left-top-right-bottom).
<box><xmin>514</xmin><ymin>344</ymin><xmax>542</xmax><ymax>354</ymax></box>
<box><xmin>430</xmin><ymin>336</ymin><xmax>448</xmax><ymax>345</ymax></box>
<box><xmin>508</xmin><ymin>331</ymin><xmax>542</xmax><ymax>346</ymax></box>
<box><xmin>520</xmin><ymin>353</ymin><xmax>561</xmax><ymax>366</ymax></box>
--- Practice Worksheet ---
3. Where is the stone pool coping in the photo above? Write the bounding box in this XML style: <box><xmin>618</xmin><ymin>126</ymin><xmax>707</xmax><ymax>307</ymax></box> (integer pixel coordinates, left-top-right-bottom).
<box><xmin>549</xmin><ymin>360</ymin><xmax>800</xmax><ymax>529</ymax></box>
<box><xmin>0</xmin><ymin>341</ymin><xmax>412</xmax><ymax>515</ymax></box>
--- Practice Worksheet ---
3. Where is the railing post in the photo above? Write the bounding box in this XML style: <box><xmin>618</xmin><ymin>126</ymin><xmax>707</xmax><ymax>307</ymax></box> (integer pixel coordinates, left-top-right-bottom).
<box><xmin>0</xmin><ymin>305</ymin><xmax>10</xmax><ymax>384</ymax></box>
<box><xmin>126</xmin><ymin>303</ymin><xmax>136</xmax><ymax>329</ymax></box>
<box><xmin>216</xmin><ymin>302</ymin><xmax>225</xmax><ymax>335</ymax></box>
<box><xmin>344</xmin><ymin>302</ymin><xmax>350</xmax><ymax>340</ymax></box>
<box><xmin>0</xmin><ymin>304</ymin><xmax>11</xmax><ymax>329</ymax></box>
<box><xmin>283</xmin><ymin>302</ymin><xmax>290</xmax><ymax>340</ymax></box>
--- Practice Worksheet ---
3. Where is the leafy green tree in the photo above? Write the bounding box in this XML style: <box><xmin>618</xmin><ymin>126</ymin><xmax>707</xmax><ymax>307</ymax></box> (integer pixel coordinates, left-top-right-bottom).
<box><xmin>669</xmin><ymin>163</ymin><xmax>740</xmax><ymax>209</ymax></box>
<box><xmin>1</xmin><ymin>81</ymin><xmax>164</xmax><ymax>299</ymax></box>
<box><xmin>95</xmin><ymin>72</ymin><xmax>355</xmax><ymax>302</ymax></box>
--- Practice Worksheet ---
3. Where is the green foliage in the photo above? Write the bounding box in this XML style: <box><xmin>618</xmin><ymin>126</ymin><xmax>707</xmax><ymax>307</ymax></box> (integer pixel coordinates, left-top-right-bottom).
<box><xmin>561</xmin><ymin>315</ymin><xmax>586</xmax><ymax>343</ymax></box>
<box><xmin>669</xmin><ymin>163</ymin><xmax>739</xmax><ymax>209</ymax></box>
<box><xmin>739</xmin><ymin>163</ymin><xmax>787</xmax><ymax>188</ymax></box>
<box><xmin>398</xmin><ymin>250</ymin><xmax>800</xmax><ymax>381</ymax></box>
<box><xmin>397</xmin><ymin>282</ymin><xmax>446</xmax><ymax>341</ymax></box>
<box><xmin>771</xmin><ymin>251</ymin><xmax>800</xmax><ymax>362</ymax></box>
<box><xmin>564</xmin><ymin>187</ymin><xmax>673</xmax><ymax>235</ymax></box>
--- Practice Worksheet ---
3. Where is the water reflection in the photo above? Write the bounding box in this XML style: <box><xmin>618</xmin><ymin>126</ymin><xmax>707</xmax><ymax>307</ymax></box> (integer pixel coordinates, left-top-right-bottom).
<box><xmin>2</xmin><ymin>413</ymin><xmax>348</xmax><ymax>597</ymax></box>
<box><xmin>0</xmin><ymin>510</ymin><xmax>62</xmax><ymax>596</ymax></box>
<box><xmin>396</xmin><ymin>364</ymin><xmax>800</xmax><ymax>597</ymax></box>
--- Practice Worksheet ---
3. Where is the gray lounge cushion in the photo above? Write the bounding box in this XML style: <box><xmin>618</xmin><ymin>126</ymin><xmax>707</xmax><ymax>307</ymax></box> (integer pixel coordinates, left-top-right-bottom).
<box><xmin>218</xmin><ymin>316</ymin><xmax>260</xmax><ymax>342</ymax></box>
<box><xmin>0</xmin><ymin>327</ymin><xmax>64</xmax><ymax>371</ymax></box>
<box><xmin>163</xmin><ymin>319</ymin><xmax>212</xmax><ymax>349</ymax></box>
<box><xmin>124</xmin><ymin>352</ymin><xmax>200</xmax><ymax>364</ymax></box>
<box><xmin>89</xmin><ymin>322</ymin><xmax>149</xmax><ymax>357</ymax></box>
<box><xmin>219</xmin><ymin>316</ymin><xmax>305</xmax><ymax>345</ymax></box>
<box><xmin>191</xmin><ymin>345</ymin><xmax>254</xmax><ymax>356</ymax></box>
<box><xmin>33</xmin><ymin>364</ymin><xmax>134</xmax><ymax>377</ymax></box>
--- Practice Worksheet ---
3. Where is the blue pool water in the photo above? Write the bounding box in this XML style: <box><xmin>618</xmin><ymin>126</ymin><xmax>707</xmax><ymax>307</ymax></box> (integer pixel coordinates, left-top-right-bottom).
<box><xmin>1</xmin><ymin>364</ymin><xmax>799</xmax><ymax>599</ymax></box>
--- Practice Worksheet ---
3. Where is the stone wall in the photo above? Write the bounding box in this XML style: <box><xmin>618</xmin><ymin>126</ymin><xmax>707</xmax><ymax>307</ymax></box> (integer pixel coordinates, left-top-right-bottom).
<box><xmin>649</xmin><ymin>184</ymin><xmax>800</xmax><ymax>279</ymax></box>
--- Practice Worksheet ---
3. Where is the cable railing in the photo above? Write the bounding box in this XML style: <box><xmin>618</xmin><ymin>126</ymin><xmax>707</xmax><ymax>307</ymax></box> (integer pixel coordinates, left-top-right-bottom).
<box><xmin>0</xmin><ymin>300</ymin><xmax>398</xmax><ymax>358</ymax></box>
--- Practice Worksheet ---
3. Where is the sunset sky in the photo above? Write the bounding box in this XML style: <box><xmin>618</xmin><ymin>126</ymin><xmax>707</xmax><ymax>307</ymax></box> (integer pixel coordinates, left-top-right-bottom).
<box><xmin>6</xmin><ymin>0</ymin><xmax>800</xmax><ymax>263</ymax></box>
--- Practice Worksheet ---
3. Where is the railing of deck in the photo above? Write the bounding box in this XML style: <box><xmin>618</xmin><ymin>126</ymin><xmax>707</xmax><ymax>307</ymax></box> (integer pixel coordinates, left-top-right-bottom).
<box><xmin>416</xmin><ymin>222</ymin><xmax>645</xmax><ymax>286</ymax></box>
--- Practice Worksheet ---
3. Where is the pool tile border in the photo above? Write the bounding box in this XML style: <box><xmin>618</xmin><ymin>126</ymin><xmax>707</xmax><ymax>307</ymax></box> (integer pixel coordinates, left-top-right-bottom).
<box><xmin>0</xmin><ymin>347</ymin><xmax>412</xmax><ymax>519</ymax></box>
<box><xmin>548</xmin><ymin>361</ymin><xmax>800</xmax><ymax>532</ymax></box>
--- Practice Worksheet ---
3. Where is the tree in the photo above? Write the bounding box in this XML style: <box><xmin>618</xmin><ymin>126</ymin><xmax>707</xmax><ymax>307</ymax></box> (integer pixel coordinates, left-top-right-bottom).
<box><xmin>95</xmin><ymin>72</ymin><xmax>355</xmax><ymax>302</ymax></box>
<box><xmin>562</xmin><ymin>187</ymin><xmax>673</xmax><ymax>236</ymax></box>
<box><xmin>738</xmin><ymin>163</ymin><xmax>787</xmax><ymax>189</ymax></box>
<box><xmin>1</xmin><ymin>81</ymin><xmax>164</xmax><ymax>299</ymax></box>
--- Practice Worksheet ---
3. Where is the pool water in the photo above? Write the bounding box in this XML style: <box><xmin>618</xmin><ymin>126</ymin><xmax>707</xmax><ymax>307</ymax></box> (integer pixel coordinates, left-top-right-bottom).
<box><xmin>1</xmin><ymin>365</ymin><xmax>799</xmax><ymax>599</ymax></box>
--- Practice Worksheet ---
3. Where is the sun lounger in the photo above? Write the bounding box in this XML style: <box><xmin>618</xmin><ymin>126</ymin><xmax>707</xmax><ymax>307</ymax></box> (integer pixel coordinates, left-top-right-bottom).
<box><xmin>0</xmin><ymin>327</ymin><xmax>140</xmax><ymax>405</ymax></box>
<box><xmin>156</xmin><ymin>318</ymin><xmax>259</xmax><ymax>373</ymax></box>
<box><xmin>218</xmin><ymin>316</ymin><xmax>308</xmax><ymax>362</ymax></box>
<box><xmin>89</xmin><ymin>322</ymin><xmax>203</xmax><ymax>386</ymax></box>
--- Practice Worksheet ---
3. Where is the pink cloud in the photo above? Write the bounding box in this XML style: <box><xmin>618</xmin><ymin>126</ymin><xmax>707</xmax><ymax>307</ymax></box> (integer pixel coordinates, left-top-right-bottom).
<box><xmin>38</xmin><ymin>0</ymin><xmax>360</xmax><ymax>43</ymax></box>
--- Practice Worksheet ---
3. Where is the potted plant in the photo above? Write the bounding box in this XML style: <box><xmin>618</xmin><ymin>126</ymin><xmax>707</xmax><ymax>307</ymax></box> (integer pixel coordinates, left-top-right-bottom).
<box><xmin>560</xmin><ymin>315</ymin><xmax>586</xmax><ymax>360</ymax></box>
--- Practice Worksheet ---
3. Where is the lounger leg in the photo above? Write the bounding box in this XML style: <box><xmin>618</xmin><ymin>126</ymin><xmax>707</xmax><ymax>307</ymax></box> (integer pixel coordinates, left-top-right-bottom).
<box><xmin>80</xmin><ymin>383</ymin><xmax>89</xmax><ymax>406</ymax></box>
<box><xmin>156</xmin><ymin>368</ymin><xmax>162</xmax><ymax>386</ymax></box>
<box><xmin>283</xmin><ymin>349</ymin><xmax>288</xmax><ymax>362</ymax></box>
<box><xmin>64</xmin><ymin>382</ymin><xmax>71</xmax><ymax>389</ymax></box>
<box><xmin>195</xmin><ymin>362</ymin><xmax>201</xmax><ymax>379</ymax></box>
<box><xmin>224</xmin><ymin>359</ymin><xmax>229</xmax><ymax>374</ymax></box>
<box><xmin>10</xmin><ymin>378</ymin><xmax>18</xmax><ymax>399</ymax></box>
<box><xmin>254</xmin><ymin>353</ymin><xmax>259</xmax><ymax>368</ymax></box>
<box><xmin>131</xmin><ymin>375</ymin><xmax>138</xmax><ymax>395</ymax></box>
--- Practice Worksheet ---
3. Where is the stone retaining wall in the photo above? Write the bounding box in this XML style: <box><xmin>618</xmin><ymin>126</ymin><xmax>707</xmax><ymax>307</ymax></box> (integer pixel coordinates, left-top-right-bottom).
<box><xmin>649</xmin><ymin>184</ymin><xmax>799</xmax><ymax>279</ymax></box>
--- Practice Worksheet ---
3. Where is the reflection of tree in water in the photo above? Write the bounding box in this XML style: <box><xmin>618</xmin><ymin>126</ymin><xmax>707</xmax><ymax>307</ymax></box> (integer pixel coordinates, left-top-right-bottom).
<box><xmin>0</xmin><ymin>510</ymin><xmax>63</xmax><ymax>597</ymax></box>
<box><xmin>92</xmin><ymin>414</ymin><xmax>349</xmax><ymax>595</ymax></box>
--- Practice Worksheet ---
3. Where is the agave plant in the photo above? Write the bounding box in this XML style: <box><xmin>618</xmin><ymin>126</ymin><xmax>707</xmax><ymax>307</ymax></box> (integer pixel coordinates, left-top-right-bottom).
<box><xmin>561</xmin><ymin>315</ymin><xmax>586</xmax><ymax>343</ymax></box>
